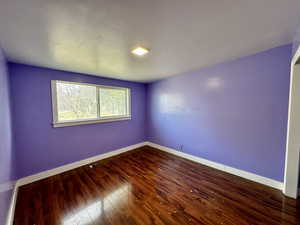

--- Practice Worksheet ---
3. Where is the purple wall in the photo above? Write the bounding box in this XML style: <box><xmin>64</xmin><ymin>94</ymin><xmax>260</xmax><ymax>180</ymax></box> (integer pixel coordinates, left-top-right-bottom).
<box><xmin>9</xmin><ymin>63</ymin><xmax>147</xmax><ymax>178</ymax></box>
<box><xmin>5</xmin><ymin>44</ymin><xmax>294</xmax><ymax>184</ymax></box>
<box><xmin>0</xmin><ymin>49</ymin><xmax>14</xmax><ymax>225</ymax></box>
<box><xmin>0</xmin><ymin>190</ymin><xmax>12</xmax><ymax>225</ymax></box>
<box><xmin>147</xmin><ymin>44</ymin><xmax>292</xmax><ymax>182</ymax></box>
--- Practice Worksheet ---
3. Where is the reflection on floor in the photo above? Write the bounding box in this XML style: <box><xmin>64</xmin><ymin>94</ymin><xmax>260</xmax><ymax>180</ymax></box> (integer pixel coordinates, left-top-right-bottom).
<box><xmin>64</xmin><ymin>184</ymin><xmax>131</xmax><ymax>225</ymax></box>
<box><xmin>13</xmin><ymin>146</ymin><xmax>300</xmax><ymax>225</ymax></box>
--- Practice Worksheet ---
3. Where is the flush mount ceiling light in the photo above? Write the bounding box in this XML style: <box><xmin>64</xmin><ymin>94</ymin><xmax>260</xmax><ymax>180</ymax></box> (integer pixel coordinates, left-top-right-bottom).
<box><xmin>131</xmin><ymin>46</ymin><xmax>149</xmax><ymax>56</ymax></box>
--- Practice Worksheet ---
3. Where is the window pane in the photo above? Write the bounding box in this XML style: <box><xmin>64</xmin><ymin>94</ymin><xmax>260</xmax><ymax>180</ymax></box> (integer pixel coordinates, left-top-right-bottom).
<box><xmin>99</xmin><ymin>88</ymin><xmax>128</xmax><ymax>117</ymax></box>
<box><xmin>56</xmin><ymin>82</ymin><xmax>97</xmax><ymax>121</ymax></box>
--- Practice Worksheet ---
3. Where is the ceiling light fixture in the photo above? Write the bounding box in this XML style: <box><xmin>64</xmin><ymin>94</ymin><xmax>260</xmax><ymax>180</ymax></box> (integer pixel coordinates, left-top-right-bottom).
<box><xmin>131</xmin><ymin>46</ymin><xmax>149</xmax><ymax>56</ymax></box>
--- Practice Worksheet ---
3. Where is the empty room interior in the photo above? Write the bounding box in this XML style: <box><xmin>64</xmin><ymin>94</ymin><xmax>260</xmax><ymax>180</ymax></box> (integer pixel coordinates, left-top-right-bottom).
<box><xmin>1</xmin><ymin>0</ymin><xmax>300</xmax><ymax>225</ymax></box>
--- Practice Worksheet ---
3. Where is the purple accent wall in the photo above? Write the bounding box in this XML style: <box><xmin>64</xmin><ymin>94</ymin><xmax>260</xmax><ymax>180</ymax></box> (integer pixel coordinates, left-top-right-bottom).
<box><xmin>0</xmin><ymin>49</ymin><xmax>14</xmax><ymax>225</ymax></box>
<box><xmin>9</xmin><ymin>63</ymin><xmax>147</xmax><ymax>178</ymax></box>
<box><xmin>0</xmin><ymin>190</ymin><xmax>12</xmax><ymax>225</ymax></box>
<box><xmin>147</xmin><ymin>44</ymin><xmax>292</xmax><ymax>182</ymax></box>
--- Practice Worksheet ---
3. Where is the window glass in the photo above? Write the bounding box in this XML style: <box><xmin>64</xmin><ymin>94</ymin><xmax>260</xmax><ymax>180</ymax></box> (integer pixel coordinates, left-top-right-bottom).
<box><xmin>99</xmin><ymin>88</ymin><xmax>128</xmax><ymax>117</ymax></box>
<box><xmin>52</xmin><ymin>81</ymin><xmax>131</xmax><ymax>127</ymax></box>
<box><xmin>56</xmin><ymin>82</ymin><xmax>97</xmax><ymax>121</ymax></box>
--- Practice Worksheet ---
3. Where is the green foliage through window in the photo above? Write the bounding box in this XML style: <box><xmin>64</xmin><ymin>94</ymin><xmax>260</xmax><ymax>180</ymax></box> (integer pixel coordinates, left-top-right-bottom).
<box><xmin>54</xmin><ymin>81</ymin><xmax>130</xmax><ymax>123</ymax></box>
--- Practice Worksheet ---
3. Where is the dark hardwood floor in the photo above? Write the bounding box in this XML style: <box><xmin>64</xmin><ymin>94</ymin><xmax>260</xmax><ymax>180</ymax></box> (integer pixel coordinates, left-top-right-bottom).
<box><xmin>14</xmin><ymin>146</ymin><xmax>300</xmax><ymax>225</ymax></box>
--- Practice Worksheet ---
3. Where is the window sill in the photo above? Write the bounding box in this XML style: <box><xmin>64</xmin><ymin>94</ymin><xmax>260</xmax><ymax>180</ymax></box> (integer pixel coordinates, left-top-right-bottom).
<box><xmin>53</xmin><ymin>116</ymin><xmax>131</xmax><ymax>128</ymax></box>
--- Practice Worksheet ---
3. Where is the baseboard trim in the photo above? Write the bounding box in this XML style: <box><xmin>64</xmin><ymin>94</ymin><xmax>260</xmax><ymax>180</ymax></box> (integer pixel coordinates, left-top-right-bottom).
<box><xmin>5</xmin><ymin>185</ymin><xmax>18</xmax><ymax>225</ymax></box>
<box><xmin>8</xmin><ymin>141</ymin><xmax>288</xmax><ymax>224</ymax></box>
<box><xmin>4</xmin><ymin>141</ymin><xmax>290</xmax><ymax>224</ymax></box>
<box><xmin>16</xmin><ymin>142</ymin><xmax>147</xmax><ymax>187</ymax></box>
<box><xmin>145</xmin><ymin>142</ymin><xmax>283</xmax><ymax>190</ymax></box>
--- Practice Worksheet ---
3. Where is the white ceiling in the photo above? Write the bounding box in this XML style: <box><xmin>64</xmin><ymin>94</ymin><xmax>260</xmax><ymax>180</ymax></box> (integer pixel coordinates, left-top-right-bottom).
<box><xmin>0</xmin><ymin>0</ymin><xmax>300</xmax><ymax>82</ymax></box>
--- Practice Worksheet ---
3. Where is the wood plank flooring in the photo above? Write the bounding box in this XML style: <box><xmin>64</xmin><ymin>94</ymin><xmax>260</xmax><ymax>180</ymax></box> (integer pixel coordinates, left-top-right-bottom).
<box><xmin>13</xmin><ymin>146</ymin><xmax>300</xmax><ymax>225</ymax></box>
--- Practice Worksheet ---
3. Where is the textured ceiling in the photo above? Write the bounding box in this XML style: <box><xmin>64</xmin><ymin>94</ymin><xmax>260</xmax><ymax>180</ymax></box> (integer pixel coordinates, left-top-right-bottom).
<box><xmin>0</xmin><ymin>0</ymin><xmax>300</xmax><ymax>82</ymax></box>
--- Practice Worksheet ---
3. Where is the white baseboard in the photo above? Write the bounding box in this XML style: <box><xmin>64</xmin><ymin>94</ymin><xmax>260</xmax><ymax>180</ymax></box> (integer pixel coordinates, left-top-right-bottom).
<box><xmin>4</xmin><ymin>141</ymin><xmax>292</xmax><ymax>225</ymax></box>
<box><xmin>145</xmin><ymin>142</ymin><xmax>283</xmax><ymax>190</ymax></box>
<box><xmin>7</xmin><ymin>140</ymin><xmax>290</xmax><ymax>225</ymax></box>
<box><xmin>5</xmin><ymin>185</ymin><xmax>18</xmax><ymax>225</ymax></box>
<box><xmin>16</xmin><ymin>142</ymin><xmax>147</xmax><ymax>187</ymax></box>
<box><xmin>12</xmin><ymin>141</ymin><xmax>286</xmax><ymax>191</ymax></box>
<box><xmin>5</xmin><ymin>142</ymin><xmax>146</xmax><ymax>225</ymax></box>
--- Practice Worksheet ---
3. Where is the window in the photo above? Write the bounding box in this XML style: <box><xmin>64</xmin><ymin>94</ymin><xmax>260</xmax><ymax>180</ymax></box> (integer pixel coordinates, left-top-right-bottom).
<box><xmin>51</xmin><ymin>80</ymin><xmax>131</xmax><ymax>127</ymax></box>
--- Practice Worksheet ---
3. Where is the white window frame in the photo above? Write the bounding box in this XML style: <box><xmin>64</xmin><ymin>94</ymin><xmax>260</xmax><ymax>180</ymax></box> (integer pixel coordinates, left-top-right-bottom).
<box><xmin>51</xmin><ymin>80</ymin><xmax>131</xmax><ymax>128</ymax></box>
